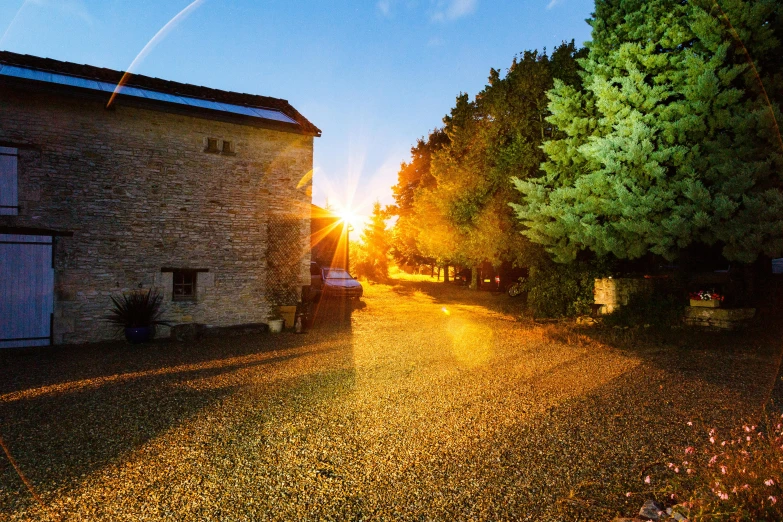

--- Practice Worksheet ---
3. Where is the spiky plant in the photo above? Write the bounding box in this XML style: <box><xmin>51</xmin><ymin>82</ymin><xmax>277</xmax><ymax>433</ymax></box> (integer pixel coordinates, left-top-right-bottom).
<box><xmin>105</xmin><ymin>288</ymin><xmax>169</xmax><ymax>328</ymax></box>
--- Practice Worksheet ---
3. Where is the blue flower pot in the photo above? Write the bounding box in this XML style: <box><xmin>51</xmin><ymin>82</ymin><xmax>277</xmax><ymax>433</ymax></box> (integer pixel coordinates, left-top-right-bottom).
<box><xmin>125</xmin><ymin>326</ymin><xmax>152</xmax><ymax>344</ymax></box>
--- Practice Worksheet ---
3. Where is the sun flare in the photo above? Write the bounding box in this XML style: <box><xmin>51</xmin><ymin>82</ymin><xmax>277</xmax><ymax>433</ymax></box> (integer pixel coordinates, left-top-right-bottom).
<box><xmin>335</xmin><ymin>206</ymin><xmax>365</xmax><ymax>232</ymax></box>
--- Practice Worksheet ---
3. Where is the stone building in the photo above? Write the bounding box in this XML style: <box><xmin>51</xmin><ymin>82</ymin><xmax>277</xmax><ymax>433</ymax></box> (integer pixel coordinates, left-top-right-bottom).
<box><xmin>0</xmin><ymin>51</ymin><xmax>320</xmax><ymax>347</ymax></box>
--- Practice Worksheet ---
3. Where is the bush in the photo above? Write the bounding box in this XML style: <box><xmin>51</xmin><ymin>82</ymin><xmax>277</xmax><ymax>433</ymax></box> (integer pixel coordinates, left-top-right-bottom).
<box><xmin>522</xmin><ymin>258</ymin><xmax>612</xmax><ymax>318</ymax></box>
<box><xmin>603</xmin><ymin>290</ymin><xmax>685</xmax><ymax>329</ymax></box>
<box><xmin>104</xmin><ymin>288</ymin><xmax>168</xmax><ymax>328</ymax></box>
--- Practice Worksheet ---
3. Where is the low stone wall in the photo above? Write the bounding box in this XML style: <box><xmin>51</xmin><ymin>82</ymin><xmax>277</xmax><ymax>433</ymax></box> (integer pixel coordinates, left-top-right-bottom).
<box><xmin>593</xmin><ymin>278</ymin><xmax>654</xmax><ymax>314</ymax></box>
<box><xmin>684</xmin><ymin>307</ymin><xmax>755</xmax><ymax>330</ymax></box>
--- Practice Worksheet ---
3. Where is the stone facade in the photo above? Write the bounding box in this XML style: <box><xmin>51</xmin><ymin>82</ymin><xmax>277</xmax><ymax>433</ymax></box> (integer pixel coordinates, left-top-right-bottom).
<box><xmin>683</xmin><ymin>307</ymin><xmax>756</xmax><ymax>330</ymax></box>
<box><xmin>593</xmin><ymin>278</ymin><xmax>654</xmax><ymax>314</ymax></box>
<box><xmin>0</xmin><ymin>85</ymin><xmax>315</xmax><ymax>344</ymax></box>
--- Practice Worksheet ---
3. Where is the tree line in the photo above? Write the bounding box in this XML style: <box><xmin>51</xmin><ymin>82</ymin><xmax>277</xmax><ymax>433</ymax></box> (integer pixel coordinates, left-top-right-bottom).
<box><xmin>375</xmin><ymin>0</ymin><xmax>782</xmax><ymax>314</ymax></box>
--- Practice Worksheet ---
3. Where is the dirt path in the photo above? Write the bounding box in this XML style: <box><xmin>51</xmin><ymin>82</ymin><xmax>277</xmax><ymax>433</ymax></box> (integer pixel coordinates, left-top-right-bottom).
<box><xmin>1</xmin><ymin>280</ymin><xmax>779</xmax><ymax>520</ymax></box>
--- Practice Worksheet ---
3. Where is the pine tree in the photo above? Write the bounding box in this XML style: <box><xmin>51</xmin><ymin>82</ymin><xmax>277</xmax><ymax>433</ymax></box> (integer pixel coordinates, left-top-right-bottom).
<box><xmin>356</xmin><ymin>201</ymin><xmax>391</xmax><ymax>281</ymax></box>
<box><xmin>512</xmin><ymin>0</ymin><xmax>783</xmax><ymax>264</ymax></box>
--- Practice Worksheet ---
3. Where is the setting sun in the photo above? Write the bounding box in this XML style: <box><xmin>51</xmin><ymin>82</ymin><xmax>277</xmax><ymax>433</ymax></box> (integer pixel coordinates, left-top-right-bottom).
<box><xmin>334</xmin><ymin>205</ymin><xmax>365</xmax><ymax>232</ymax></box>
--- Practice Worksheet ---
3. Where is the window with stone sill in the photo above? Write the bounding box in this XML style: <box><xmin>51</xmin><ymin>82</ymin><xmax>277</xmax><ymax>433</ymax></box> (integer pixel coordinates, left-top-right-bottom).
<box><xmin>172</xmin><ymin>270</ymin><xmax>197</xmax><ymax>301</ymax></box>
<box><xmin>0</xmin><ymin>146</ymin><xmax>19</xmax><ymax>216</ymax></box>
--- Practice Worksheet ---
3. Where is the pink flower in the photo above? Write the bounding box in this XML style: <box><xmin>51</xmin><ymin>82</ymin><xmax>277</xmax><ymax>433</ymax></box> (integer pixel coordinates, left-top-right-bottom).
<box><xmin>746</xmin><ymin>436</ymin><xmax>752</xmax><ymax>442</ymax></box>
<box><xmin>687</xmin><ymin>468</ymin><xmax>694</xmax><ymax>474</ymax></box>
<box><xmin>709</xmin><ymin>455</ymin><xmax>718</xmax><ymax>465</ymax></box>
<box><xmin>644</xmin><ymin>475</ymin><xmax>651</xmax><ymax>484</ymax></box>
<box><xmin>667</xmin><ymin>462</ymin><xmax>674</xmax><ymax>468</ymax></box>
<box><xmin>626</xmin><ymin>492</ymin><xmax>632</xmax><ymax>497</ymax></box>
<box><xmin>721</xmin><ymin>441</ymin><xmax>727</xmax><ymax>446</ymax></box>
<box><xmin>687</xmin><ymin>421</ymin><xmax>693</xmax><ymax>426</ymax></box>
<box><xmin>674</xmin><ymin>467</ymin><xmax>680</xmax><ymax>473</ymax></box>
<box><xmin>770</xmin><ymin>496</ymin><xmax>778</xmax><ymax>505</ymax></box>
<box><xmin>721</xmin><ymin>466</ymin><xmax>727</xmax><ymax>474</ymax></box>
<box><xmin>685</xmin><ymin>446</ymin><xmax>695</xmax><ymax>454</ymax></box>
<box><xmin>744</xmin><ymin>425</ymin><xmax>751</xmax><ymax>432</ymax></box>
<box><xmin>765</xmin><ymin>479</ymin><xmax>775</xmax><ymax>486</ymax></box>
<box><xmin>718</xmin><ymin>492</ymin><xmax>729</xmax><ymax>500</ymax></box>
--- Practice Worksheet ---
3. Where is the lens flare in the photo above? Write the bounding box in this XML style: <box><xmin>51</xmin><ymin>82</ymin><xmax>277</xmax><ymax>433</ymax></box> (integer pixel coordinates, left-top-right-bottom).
<box><xmin>106</xmin><ymin>0</ymin><xmax>207</xmax><ymax>109</ymax></box>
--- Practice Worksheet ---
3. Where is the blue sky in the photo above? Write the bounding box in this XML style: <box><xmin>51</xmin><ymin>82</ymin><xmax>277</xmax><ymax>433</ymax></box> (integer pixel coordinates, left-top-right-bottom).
<box><xmin>0</xmin><ymin>0</ymin><xmax>594</xmax><ymax>219</ymax></box>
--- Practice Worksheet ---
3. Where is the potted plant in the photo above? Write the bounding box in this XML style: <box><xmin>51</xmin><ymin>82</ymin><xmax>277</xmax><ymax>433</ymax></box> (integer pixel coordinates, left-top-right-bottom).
<box><xmin>689</xmin><ymin>289</ymin><xmax>724</xmax><ymax>308</ymax></box>
<box><xmin>105</xmin><ymin>288</ymin><xmax>169</xmax><ymax>343</ymax></box>
<box><xmin>268</xmin><ymin>306</ymin><xmax>285</xmax><ymax>333</ymax></box>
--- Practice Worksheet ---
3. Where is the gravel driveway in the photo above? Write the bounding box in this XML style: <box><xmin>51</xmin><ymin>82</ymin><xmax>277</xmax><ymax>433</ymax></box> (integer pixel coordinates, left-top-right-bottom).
<box><xmin>1</xmin><ymin>279</ymin><xmax>780</xmax><ymax>521</ymax></box>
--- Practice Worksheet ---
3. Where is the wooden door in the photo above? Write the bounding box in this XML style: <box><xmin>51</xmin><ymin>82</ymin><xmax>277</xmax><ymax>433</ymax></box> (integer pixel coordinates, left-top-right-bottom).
<box><xmin>0</xmin><ymin>234</ymin><xmax>54</xmax><ymax>348</ymax></box>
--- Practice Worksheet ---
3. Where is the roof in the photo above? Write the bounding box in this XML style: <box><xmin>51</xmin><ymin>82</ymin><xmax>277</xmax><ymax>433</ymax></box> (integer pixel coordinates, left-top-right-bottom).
<box><xmin>0</xmin><ymin>50</ymin><xmax>321</xmax><ymax>136</ymax></box>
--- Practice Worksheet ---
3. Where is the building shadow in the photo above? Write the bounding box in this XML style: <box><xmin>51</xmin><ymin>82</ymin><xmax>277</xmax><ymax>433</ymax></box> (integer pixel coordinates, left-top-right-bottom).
<box><xmin>309</xmin><ymin>295</ymin><xmax>358</xmax><ymax>331</ymax></box>
<box><xmin>0</xmin><ymin>330</ymin><xmax>357</xmax><ymax>513</ymax></box>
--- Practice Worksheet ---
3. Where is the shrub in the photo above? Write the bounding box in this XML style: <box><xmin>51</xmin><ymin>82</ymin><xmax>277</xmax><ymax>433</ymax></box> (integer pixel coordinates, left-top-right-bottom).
<box><xmin>603</xmin><ymin>291</ymin><xmax>685</xmax><ymax>329</ymax></box>
<box><xmin>522</xmin><ymin>258</ymin><xmax>612</xmax><ymax>318</ymax></box>
<box><xmin>105</xmin><ymin>288</ymin><xmax>168</xmax><ymax>328</ymax></box>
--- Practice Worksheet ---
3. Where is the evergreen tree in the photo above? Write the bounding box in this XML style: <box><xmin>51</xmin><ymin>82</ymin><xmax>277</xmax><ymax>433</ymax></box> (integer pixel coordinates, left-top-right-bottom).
<box><xmin>356</xmin><ymin>201</ymin><xmax>391</xmax><ymax>281</ymax></box>
<box><xmin>512</xmin><ymin>0</ymin><xmax>783</xmax><ymax>263</ymax></box>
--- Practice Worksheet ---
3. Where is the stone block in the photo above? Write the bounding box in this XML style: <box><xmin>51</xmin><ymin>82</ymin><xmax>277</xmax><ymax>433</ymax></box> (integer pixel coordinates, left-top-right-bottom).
<box><xmin>684</xmin><ymin>307</ymin><xmax>755</xmax><ymax>330</ymax></box>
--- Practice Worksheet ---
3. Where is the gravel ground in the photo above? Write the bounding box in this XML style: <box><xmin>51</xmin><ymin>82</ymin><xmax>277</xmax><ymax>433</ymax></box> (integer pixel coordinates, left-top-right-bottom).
<box><xmin>1</xmin><ymin>279</ymin><xmax>781</xmax><ymax>521</ymax></box>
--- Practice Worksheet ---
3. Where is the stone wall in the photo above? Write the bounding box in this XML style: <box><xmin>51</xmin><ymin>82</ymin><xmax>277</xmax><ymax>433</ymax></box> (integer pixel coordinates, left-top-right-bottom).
<box><xmin>593</xmin><ymin>278</ymin><xmax>654</xmax><ymax>314</ymax></box>
<box><xmin>684</xmin><ymin>307</ymin><xmax>756</xmax><ymax>330</ymax></box>
<box><xmin>0</xmin><ymin>86</ymin><xmax>314</xmax><ymax>344</ymax></box>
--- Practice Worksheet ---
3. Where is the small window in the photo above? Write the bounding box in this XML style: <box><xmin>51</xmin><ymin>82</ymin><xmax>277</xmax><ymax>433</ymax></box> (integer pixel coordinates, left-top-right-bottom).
<box><xmin>205</xmin><ymin>138</ymin><xmax>219</xmax><ymax>153</ymax></box>
<box><xmin>0</xmin><ymin>146</ymin><xmax>18</xmax><ymax>216</ymax></box>
<box><xmin>221</xmin><ymin>140</ymin><xmax>235</xmax><ymax>155</ymax></box>
<box><xmin>173</xmin><ymin>270</ymin><xmax>197</xmax><ymax>301</ymax></box>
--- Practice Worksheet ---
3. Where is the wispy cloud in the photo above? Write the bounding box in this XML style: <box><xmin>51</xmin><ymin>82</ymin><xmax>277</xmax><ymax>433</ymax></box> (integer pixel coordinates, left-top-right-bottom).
<box><xmin>546</xmin><ymin>0</ymin><xmax>562</xmax><ymax>10</ymax></box>
<box><xmin>430</xmin><ymin>0</ymin><xmax>477</xmax><ymax>22</ymax></box>
<box><xmin>427</xmin><ymin>36</ymin><xmax>445</xmax><ymax>47</ymax></box>
<box><xmin>377</xmin><ymin>0</ymin><xmax>392</xmax><ymax>17</ymax></box>
<box><xmin>27</xmin><ymin>0</ymin><xmax>95</xmax><ymax>25</ymax></box>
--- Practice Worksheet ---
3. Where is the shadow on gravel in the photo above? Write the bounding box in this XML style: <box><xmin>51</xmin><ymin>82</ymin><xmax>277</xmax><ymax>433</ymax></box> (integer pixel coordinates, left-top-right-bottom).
<box><xmin>0</xmin><ymin>327</ymin><xmax>356</xmax><ymax>512</ymax></box>
<box><xmin>310</xmin><ymin>295</ymin><xmax>359</xmax><ymax>331</ymax></box>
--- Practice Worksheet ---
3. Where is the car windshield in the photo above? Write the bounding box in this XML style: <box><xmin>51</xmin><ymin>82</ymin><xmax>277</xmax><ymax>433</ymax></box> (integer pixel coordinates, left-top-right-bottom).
<box><xmin>324</xmin><ymin>269</ymin><xmax>352</xmax><ymax>279</ymax></box>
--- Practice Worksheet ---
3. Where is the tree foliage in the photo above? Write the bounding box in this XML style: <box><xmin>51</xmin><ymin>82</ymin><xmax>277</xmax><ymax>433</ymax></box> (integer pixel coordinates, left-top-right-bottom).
<box><xmin>393</xmin><ymin>42</ymin><xmax>586</xmax><ymax>270</ymax></box>
<box><xmin>354</xmin><ymin>201</ymin><xmax>391</xmax><ymax>281</ymax></box>
<box><xmin>388</xmin><ymin>129</ymin><xmax>448</xmax><ymax>267</ymax></box>
<box><xmin>512</xmin><ymin>0</ymin><xmax>783</xmax><ymax>264</ymax></box>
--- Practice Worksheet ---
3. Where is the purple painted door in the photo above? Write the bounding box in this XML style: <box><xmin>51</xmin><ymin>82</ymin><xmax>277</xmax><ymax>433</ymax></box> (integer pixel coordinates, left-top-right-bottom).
<box><xmin>0</xmin><ymin>234</ymin><xmax>54</xmax><ymax>348</ymax></box>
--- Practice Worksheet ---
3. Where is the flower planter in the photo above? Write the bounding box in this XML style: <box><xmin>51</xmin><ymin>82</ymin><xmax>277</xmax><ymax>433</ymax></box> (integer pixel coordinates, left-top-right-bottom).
<box><xmin>125</xmin><ymin>326</ymin><xmax>153</xmax><ymax>343</ymax></box>
<box><xmin>268</xmin><ymin>319</ymin><xmax>284</xmax><ymax>333</ymax></box>
<box><xmin>279</xmin><ymin>306</ymin><xmax>297</xmax><ymax>328</ymax></box>
<box><xmin>690</xmin><ymin>299</ymin><xmax>720</xmax><ymax>308</ymax></box>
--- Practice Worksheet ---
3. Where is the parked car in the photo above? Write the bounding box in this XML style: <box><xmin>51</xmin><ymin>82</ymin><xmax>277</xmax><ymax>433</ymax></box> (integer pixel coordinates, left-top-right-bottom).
<box><xmin>321</xmin><ymin>267</ymin><xmax>363</xmax><ymax>299</ymax></box>
<box><xmin>453</xmin><ymin>268</ymin><xmax>471</xmax><ymax>285</ymax></box>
